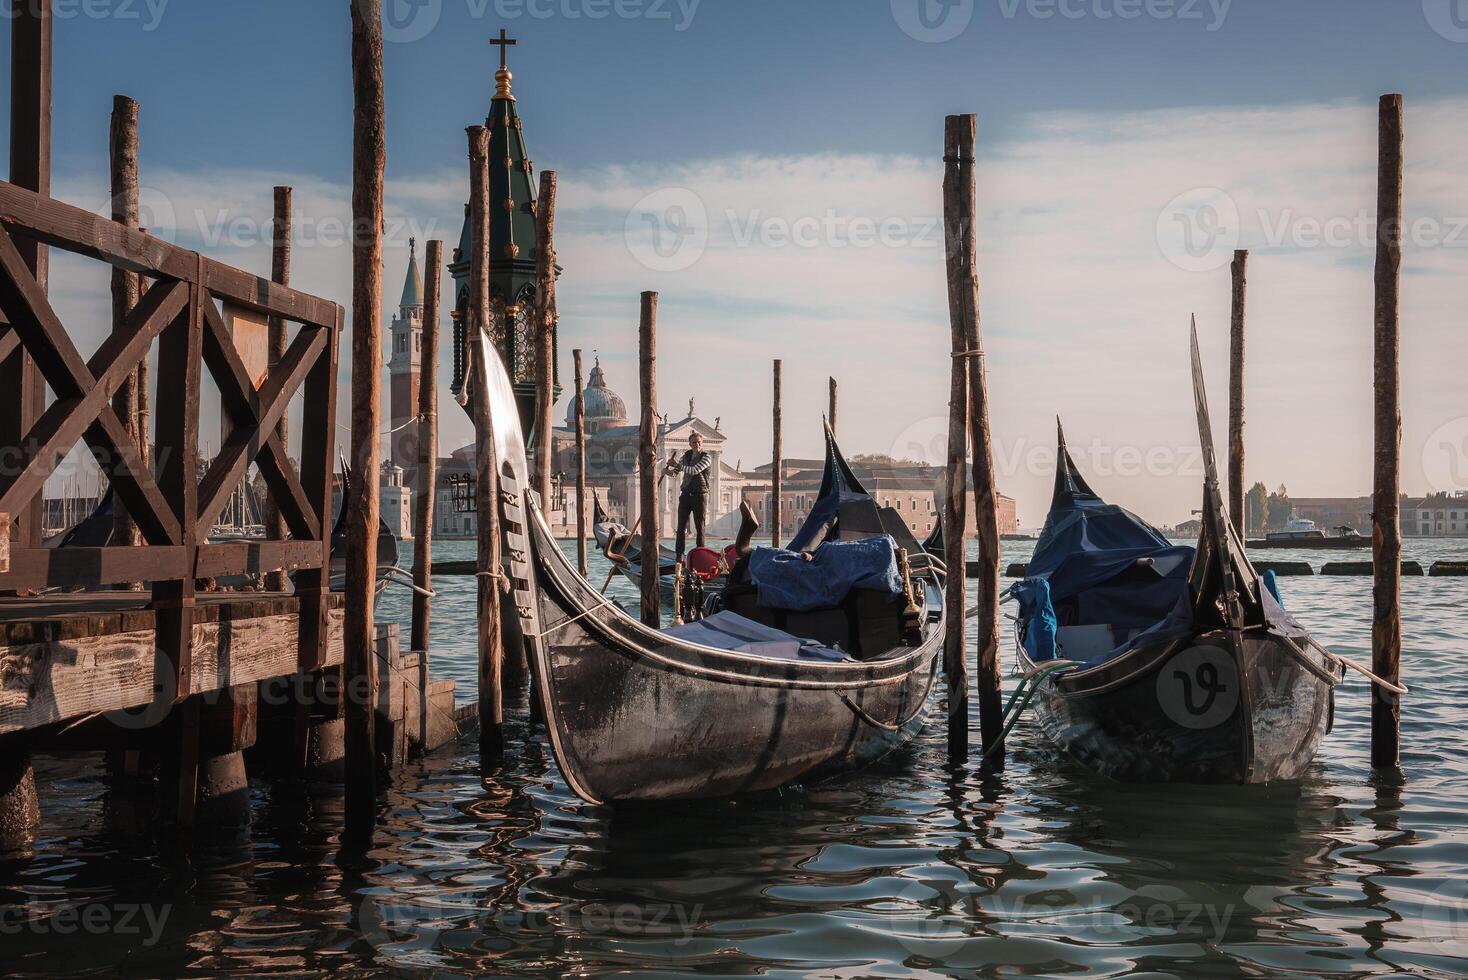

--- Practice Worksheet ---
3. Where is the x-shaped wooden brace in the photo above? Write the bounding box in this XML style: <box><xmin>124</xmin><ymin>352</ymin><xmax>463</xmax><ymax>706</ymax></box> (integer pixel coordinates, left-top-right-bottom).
<box><xmin>196</xmin><ymin>298</ymin><xmax>325</xmax><ymax>541</ymax></box>
<box><xmin>0</xmin><ymin>225</ymin><xmax>186</xmax><ymax>544</ymax></box>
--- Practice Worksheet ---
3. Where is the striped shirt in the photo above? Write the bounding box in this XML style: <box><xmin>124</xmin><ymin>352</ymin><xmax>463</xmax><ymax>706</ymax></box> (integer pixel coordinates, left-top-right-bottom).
<box><xmin>671</xmin><ymin>449</ymin><xmax>713</xmax><ymax>495</ymax></box>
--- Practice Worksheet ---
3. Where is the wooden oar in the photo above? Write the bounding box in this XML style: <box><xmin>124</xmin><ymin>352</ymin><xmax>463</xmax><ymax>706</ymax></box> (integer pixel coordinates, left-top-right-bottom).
<box><xmin>599</xmin><ymin>469</ymin><xmax>670</xmax><ymax>594</ymax></box>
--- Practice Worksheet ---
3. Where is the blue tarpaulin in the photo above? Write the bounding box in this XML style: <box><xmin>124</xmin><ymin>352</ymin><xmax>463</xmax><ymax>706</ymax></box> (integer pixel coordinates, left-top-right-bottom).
<box><xmin>1012</xmin><ymin>428</ymin><xmax>1197</xmax><ymax>664</ymax></box>
<box><xmin>662</xmin><ymin>611</ymin><xmax>849</xmax><ymax>661</ymax></box>
<box><xmin>748</xmin><ymin>535</ymin><xmax>903</xmax><ymax>612</ymax></box>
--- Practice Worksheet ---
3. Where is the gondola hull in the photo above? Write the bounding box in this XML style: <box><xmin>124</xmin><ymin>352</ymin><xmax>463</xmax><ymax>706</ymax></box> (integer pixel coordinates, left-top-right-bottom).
<box><xmin>528</xmin><ymin>510</ymin><xmax>941</xmax><ymax>802</ymax></box>
<box><xmin>1017</xmin><ymin>629</ymin><xmax>1335</xmax><ymax>783</ymax></box>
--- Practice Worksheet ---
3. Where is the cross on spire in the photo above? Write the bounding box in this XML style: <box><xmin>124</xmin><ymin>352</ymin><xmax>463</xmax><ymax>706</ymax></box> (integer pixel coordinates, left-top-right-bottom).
<box><xmin>490</xmin><ymin>28</ymin><xmax>517</xmax><ymax>70</ymax></box>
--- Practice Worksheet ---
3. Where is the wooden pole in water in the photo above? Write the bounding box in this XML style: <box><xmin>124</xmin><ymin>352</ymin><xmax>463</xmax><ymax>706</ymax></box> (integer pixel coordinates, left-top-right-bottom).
<box><xmin>573</xmin><ymin>348</ymin><xmax>589</xmax><ymax>578</ymax></box>
<box><xmin>949</xmin><ymin>114</ymin><xmax>1002</xmax><ymax>763</ymax></box>
<box><xmin>411</xmin><ymin>240</ymin><xmax>442</xmax><ymax>661</ymax></box>
<box><xmin>639</xmin><ymin>293</ymin><xmax>661</xmax><ymax>628</ymax></box>
<box><xmin>344</xmin><ymin>0</ymin><xmax>385</xmax><ymax>841</ymax></box>
<box><xmin>941</xmin><ymin>115</ymin><xmax>973</xmax><ymax>762</ymax></box>
<box><xmin>1371</xmin><ymin>93</ymin><xmax>1404</xmax><ymax>772</ymax></box>
<box><xmin>1228</xmin><ymin>249</ymin><xmax>1248</xmax><ymax>539</ymax></box>
<box><xmin>772</xmin><ymin>359</ymin><xmax>783</xmax><ymax>549</ymax></box>
<box><xmin>469</xmin><ymin>125</ymin><xmax>505</xmax><ymax>757</ymax></box>
<box><xmin>828</xmin><ymin>376</ymin><xmax>838</xmax><ymax>436</ymax></box>
<box><xmin>109</xmin><ymin>95</ymin><xmax>141</xmax><ymax>565</ymax></box>
<box><xmin>533</xmin><ymin>170</ymin><xmax>558</xmax><ymax>507</ymax></box>
<box><xmin>265</xmin><ymin>186</ymin><xmax>292</xmax><ymax>592</ymax></box>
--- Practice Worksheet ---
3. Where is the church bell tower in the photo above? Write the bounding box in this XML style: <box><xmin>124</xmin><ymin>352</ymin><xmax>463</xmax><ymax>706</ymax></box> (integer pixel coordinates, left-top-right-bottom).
<box><xmin>388</xmin><ymin>238</ymin><xmax>424</xmax><ymax>478</ymax></box>
<box><xmin>449</xmin><ymin>29</ymin><xmax>560</xmax><ymax>438</ymax></box>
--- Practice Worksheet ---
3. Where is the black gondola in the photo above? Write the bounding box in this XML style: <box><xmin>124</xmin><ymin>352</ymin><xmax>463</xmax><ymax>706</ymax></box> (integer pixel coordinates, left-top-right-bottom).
<box><xmin>473</xmin><ymin>337</ymin><xmax>946</xmax><ymax>804</ymax></box>
<box><xmin>1008</xmin><ymin>322</ymin><xmax>1343</xmax><ymax>783</ymax></box>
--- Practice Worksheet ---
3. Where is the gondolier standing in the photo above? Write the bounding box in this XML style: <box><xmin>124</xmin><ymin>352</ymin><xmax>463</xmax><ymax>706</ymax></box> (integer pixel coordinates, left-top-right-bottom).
<box><xmin>666</xmin><ymin>432</ymin><xmax>712</xmax><ymax>561</ymax></box>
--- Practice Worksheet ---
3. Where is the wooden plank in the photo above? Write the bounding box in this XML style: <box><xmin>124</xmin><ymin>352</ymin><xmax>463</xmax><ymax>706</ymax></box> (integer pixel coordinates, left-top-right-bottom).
<box><xmin>0</xmin><ymin>180</ymin><xmax>340</xmax><ymax>328</ymax></box>
<box><xmin>196</xmin><ymin>300</ymin><xmax>326</xmax><ymax>538</ymax></box>
<box><xmin>3</xmin><ymin>1</ymin><xmax>50</xmax><ymax>559</ymax></box>
<box><xmin>0</xmin><ymin>227</ymin><xmax>182</xmax><ymax>545</ymax></box>
<box><xmin>828</xmin><ymin>377</ymin><xmax>838</xmax><ymax>437</ymax></box>
<box><xmin>152</xmin><ymin>273</ymin><xmax>204</xmax><ymax>702</ymax></box>
<box><xmin>0</xmin><ymin>279</ymin><xmax>186</xmax><ymax>523</ymax></box>
<box><xmin>1371</xmin><ymin>93</ymin><xmax>1404</xmax><ymax>772</ymax></box>
<box><xmin>0</xmin><ymin>513</ymin><xmax>8</xmax><ymax>574</ymax></box>
<box><xmin>0</xmin><ymin>607</ymin><xmax>345</xmax><ymax>736</ymax></box>
<box><xmin>294</xmin><ymin>305</ymin><xmax>339</xmax><ymax>675</ymax></box>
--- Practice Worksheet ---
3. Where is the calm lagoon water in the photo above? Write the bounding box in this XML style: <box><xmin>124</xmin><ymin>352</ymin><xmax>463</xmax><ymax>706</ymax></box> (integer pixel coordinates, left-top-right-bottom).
<box><xmin>5</xmin><ymin>538</ymin><xmax>1468</xmax><ymax>977</ymax></box>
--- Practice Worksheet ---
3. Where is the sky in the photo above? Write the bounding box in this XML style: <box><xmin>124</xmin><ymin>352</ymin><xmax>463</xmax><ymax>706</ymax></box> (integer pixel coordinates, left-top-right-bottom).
<box><xmin>3</xmin><ymin>0</ymin><xmax>1467</xmax><ymax>527</ymax></box>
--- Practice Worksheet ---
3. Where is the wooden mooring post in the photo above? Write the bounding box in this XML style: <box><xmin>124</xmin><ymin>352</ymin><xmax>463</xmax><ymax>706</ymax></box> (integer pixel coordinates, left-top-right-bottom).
<box><xmin>573</xmin><ymin>349</ymin><xmax>589</xmax><ymax>578</ymax></box>
<box><xmin>639</xmin><ymin>292</ymin><xmax>661</xmax><ymax>628</ymax></box>
<box><xmin>941</xmin><ymin>115</ymin><xmax>973</xmax><ymax>762</ymax></box>
<box><xmin>344</xmin><ymin>0</ymin><xmax>385</xmax><ymax>841</ymax></box>
<box><xmin>266</xmin><ymin>186</ymin><xmax>292</xmax><ymax>593</ymax></box>
<box><xmin>411</xmin><ymin>239</ymin><xmax>442</xmax><ymax>751</ymax></box>
<box><xmin>772</xmin><ymin>359</ymin><xmax>783</xmax><ymax>549</ymax></box>
<box><xmin>534</xmin><ymin>170</ymin><xmax>558</xmax><ymax>506</ymax></box>
<box><xmin>1228</xmin><ymin>249</ymin><xmax>1247</xmax><ymax>538</ymax></box>
<box><xmin>1372</xmin><ymin>93</ymin><xmax>1404</xmax><ymax>773</ymax></box>
<box><xmin>828</xmin><ymin>376</ymin><xmax>838</xmax><ymax>436</ymax></box>
<box><xmin>469</xmin><ymin>124</ymin><xmax>506</xmax><ymax>758</ymax></box>
<box><xmin>109</xmin><ymin>95</ymin><xmax>142</xmax><ymax>566</ymax></box>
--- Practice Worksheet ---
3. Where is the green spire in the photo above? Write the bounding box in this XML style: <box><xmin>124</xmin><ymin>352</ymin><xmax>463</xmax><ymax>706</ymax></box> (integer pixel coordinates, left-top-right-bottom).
<box><xmin>400</xmin><ymin>237</ymin><xmax>424</xmax><ymax>310</ymax></box>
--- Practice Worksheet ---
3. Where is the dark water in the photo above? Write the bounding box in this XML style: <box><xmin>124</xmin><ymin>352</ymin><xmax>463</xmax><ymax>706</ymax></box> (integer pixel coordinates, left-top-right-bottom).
<box><xmin>4</xmin><ymin>539</ymin><xmax>1468</xmax><ymax>977</ymax></box>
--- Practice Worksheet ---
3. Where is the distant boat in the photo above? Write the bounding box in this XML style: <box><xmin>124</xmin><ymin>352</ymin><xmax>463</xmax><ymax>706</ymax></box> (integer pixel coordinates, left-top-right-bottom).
<box><xmin>1007</xmin><ymin>325</ymin><xmax>1341</xmax><ymax>784</ymax></box>
<box><xmin>1247</xmin><ymin>516</ymin><xmax>1368</xmax><ymax>550</ymax></box>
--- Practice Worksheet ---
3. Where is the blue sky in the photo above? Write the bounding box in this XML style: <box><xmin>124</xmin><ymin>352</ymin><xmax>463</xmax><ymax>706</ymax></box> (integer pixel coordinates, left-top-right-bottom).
<box><xmin>3</xmin><ymin>1</ymin><xmax>1467</xmax><ymax>526</ymax></box>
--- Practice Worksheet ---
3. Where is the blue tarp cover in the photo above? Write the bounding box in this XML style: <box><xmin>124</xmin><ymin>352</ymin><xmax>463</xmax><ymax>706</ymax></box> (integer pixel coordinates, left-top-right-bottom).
<box><xmin>662</xmin><ymin>611</ymin><xmax>849</xmax><ymax>661</ymax></box>
<box><xmin>1013</xmin><ymin>441</ymin><xmax>1197</xmax><ymax>664</ymax></box>
<box><xmin>748</xmin><ymin>535</ymin><xmax>903</xmax><ymax>612</ymax></box>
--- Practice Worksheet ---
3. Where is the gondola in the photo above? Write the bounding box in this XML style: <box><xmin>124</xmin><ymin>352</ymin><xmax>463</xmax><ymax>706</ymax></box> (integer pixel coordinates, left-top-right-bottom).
<box><xmin>1008</xmin><ymin>321</ymin><xmax>1343</xmax><ymax>783</ymax></box>
<box><xmin>473</xmin><ymin>337</ymin><xmax>947</xmax><ymax>804</ymax></box>
<box><xmin>325</xmin><ymin>460</ymin><xmax>402</xmax><ymax>596</ymax></box>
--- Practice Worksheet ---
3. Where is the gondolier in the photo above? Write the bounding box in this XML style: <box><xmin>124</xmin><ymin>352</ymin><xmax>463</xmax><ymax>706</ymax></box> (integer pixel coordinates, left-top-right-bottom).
<box><xmin>666</xmin><ymin>432</ymin><xmax>712</xmax><ymax>560</ymax></box>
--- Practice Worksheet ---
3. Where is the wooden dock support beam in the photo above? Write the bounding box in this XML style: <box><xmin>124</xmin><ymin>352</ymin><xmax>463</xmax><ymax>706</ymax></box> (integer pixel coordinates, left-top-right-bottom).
<box><xmin>639</xmin><ymin>292</ymin><xmax>661</xmax><ymax>628</ymax></box>
<box><xmin>266</xmin><ymin>186</ymin><xmax>293</xmax><ymax>592</ymax></box>
<box><xmin>1371</xmin><ymin>93</ymin><xmax>1404</xmax><ymax>773</ymax></box>
<box><xmin>828</xmin><ymin>376</ymin><xmax>838</xmax><ymax>436</ymax></box>
<box><xmin>0</xmin><ymin>1</ymin><xmax>50</xmax><ymax>849</ymax></box>
<box><xmin>941</xmin><ymin>115</ymin><xmax>974</xmax><ymax>762</ymax></box>
<box><xmin>344</xmin><ymin>0</ymin><xmax>386</xmax><ymax>841</ymax></box>
<box><xmin>1228</xmin><ymin>249</ymin><xmax>1248</xmax><ymax>538</ymax></box>
<box><xmin>772</xmin><ymin>359</ymin><xmax>783</xmax><ymax>549</ymax></box>
<box><xmin>109</xmin><ymin>94</ymin><xmax>142</xmax><ymax>563</ymax></box>
<box><xmin>468</xmin><ymin>125</ymin><xmax>506</xmax><ymax>758</ymax></box>
<box><xmin>573</xmin><ymin>349</ymin><xmax>589</xmax><ymax>578</ymax></box>
<box><xmin>533</xmin><ymin>170</ymin><xmax>558</xmax><ymax>506</ymax></box>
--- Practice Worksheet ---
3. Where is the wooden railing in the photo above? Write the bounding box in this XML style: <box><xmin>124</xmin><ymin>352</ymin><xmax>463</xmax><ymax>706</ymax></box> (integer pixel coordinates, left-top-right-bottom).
<box><xmin>0</xmin><ymin>178</ymin><xmax>342</xmax><ymax>690</ymax></box>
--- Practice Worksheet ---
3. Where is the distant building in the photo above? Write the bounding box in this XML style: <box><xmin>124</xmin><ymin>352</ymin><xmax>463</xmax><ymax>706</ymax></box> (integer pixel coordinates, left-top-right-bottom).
<box><xmin>1405</xmin><ymin>492</ymin><xmax>1468</xmax><ymax>536</ymax></box>
<box><xmin>1290</xmin><ymin>496</ymin><xmax>1372</xmax><ymax>535</ymax></box>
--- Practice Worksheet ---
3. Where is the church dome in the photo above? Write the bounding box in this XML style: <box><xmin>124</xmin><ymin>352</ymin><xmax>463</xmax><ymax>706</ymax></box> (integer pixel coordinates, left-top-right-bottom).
<box><xmin>567</xmin><ymin>358</ymin><xmax>628</xmax><ymax>430</ymax></box>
